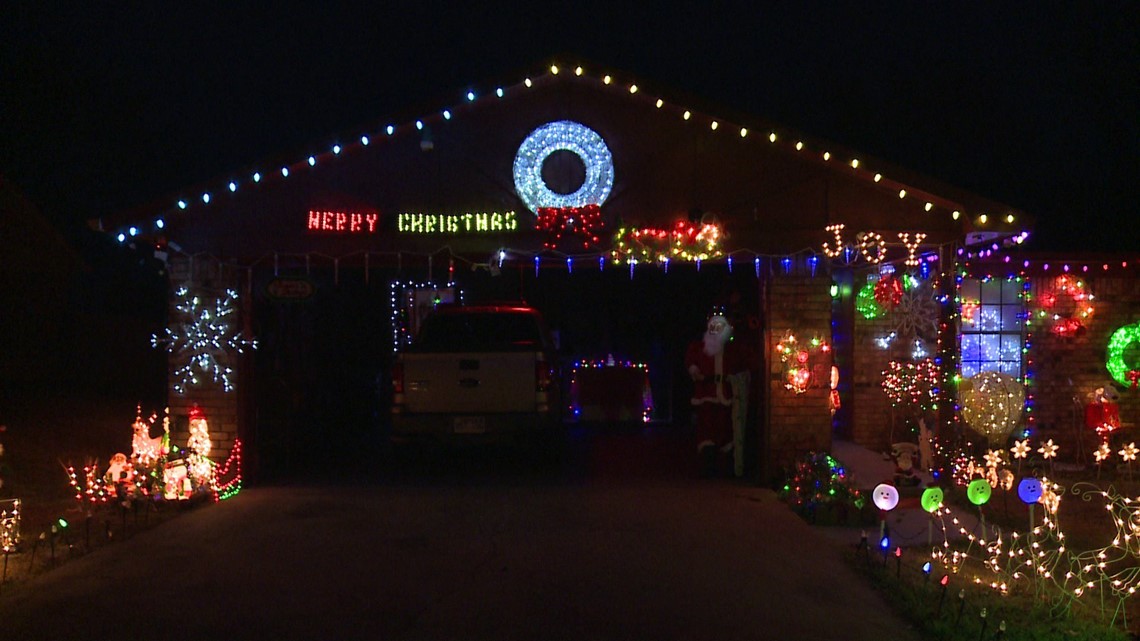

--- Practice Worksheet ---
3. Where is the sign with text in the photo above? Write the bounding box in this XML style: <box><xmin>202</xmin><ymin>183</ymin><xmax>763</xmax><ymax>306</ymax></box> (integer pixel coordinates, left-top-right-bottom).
<box><xmin>397</xmin><ymin>211</ymin><xmax>518</xmax><ymax>234</ymax></box>
<box><xmin>307</xmin><ymin>210</ymin><xmax>380</xmax><ymax>234</ymax></box>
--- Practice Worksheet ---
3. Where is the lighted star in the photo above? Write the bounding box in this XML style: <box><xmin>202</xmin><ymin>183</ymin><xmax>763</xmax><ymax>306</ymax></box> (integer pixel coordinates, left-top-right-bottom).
<box><xmin>1038</xmin><ymin>439</ymin><xmax>1059</xmax><ymax>460</ymax></box>
<box><xmin>1011</xmin><ymin>439</ymin><xmax>1031</xmax><ymax>460</ymax></box>
<box><xmin>1120</xmin><ymin>442</ymin><xmax>1139</xmax><ymax>462</ymax></box>
<box><xmin>1096</xmin><ymin>442</ymin><xmax>1113</xmax><ymax>463</ymax></box>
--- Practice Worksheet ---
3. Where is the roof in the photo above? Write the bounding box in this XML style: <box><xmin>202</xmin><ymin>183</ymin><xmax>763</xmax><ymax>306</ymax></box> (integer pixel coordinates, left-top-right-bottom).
<box><xmin>94</xmin><ymin>58</ymin><xmax>1032</xmax><ymax>264</ymax></box>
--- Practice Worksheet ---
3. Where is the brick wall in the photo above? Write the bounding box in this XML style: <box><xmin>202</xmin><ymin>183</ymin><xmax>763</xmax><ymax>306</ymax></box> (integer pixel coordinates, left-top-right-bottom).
<box><xmin>766</xmin><ymin>274</ymin><xmax>833</xmax><ymax>470</ymax></box>
<box><xmin>1026</xmin><ymin>274</ymin><xmax>1140</xmax><ymax>462</ymax></box>
<box><xmin>165</xmin><ymin>256</ymin><xmax>248</xmax><ymax>463</ymax></box>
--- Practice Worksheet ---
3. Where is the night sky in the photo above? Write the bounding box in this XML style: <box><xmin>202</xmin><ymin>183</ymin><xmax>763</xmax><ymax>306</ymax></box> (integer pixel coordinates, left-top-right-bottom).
<box><xmin>2</xmin><ymin>3</ymin><xmax>1137</xmax><ymax>252</ymax></box>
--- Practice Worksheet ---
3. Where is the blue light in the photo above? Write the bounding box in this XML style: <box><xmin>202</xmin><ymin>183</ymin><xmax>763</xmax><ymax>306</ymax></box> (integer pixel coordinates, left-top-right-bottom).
<box><xmin>880</xmin><ymin>536</ymin><xmax>890</xmax><ymax>550</ymax></box>
<box><xmin>598</xmin><ymin>256</ymin><xmax>605</xmax><ymax>271</ymax></box>
<box><xmin>727</xmin><ymin>256</ymin><xmax>733</xmax><ymax>273</ymax></box>
<box><xmin>308</xmin><ymin>156</ymin><xmax>316</xmax><ymax>166</ymax></box>
<box><xmin>466</xmin><ymin>91</ymin><xmax>476</xmax><ymax>101</ymax></box>
<box><xmin>782</xmin><ymin>257</ymin><xmax>792</xmax><ymax>273</ymax></box>
<box><xmin>253</xmin><ymin>172</ymin><xmax>261</xmax><ymax>183</ymax></box>
<box><xmin>177</xmin><ymin>200</ymin><xmax>187</xmax><ymax>209</ymax></box>
<box><xmin>566</xmin><ymin>257</ymin><xmax>572</xmax><ymax>273</ymax></box>
<box><xmin>808</xmin><ymin>255</ymin><xmax>818</xmax><ymax>276</ymax></box>
<box><xmin>416</xmin><ymin>120</ymin><xmax>423</xmax><ymax>130</ymax></box>
<box><xmin>155</xmin><ymin>219</ymin><xmax>164</xmax><ymax>229</ymax></box>
<box><xmin>117</xmin><ymin>233</ymin><xmax>126</xmax><ymax>243</ymax></box>
<box><xmin>534</xmin><ymin>256</ymin><xmax>540</xmax><ymax>277</ymax></box>
<box><xmin>922</xmin><ymin>562</ymin><xmax>932</xmax><ymax>574</ymax></box>
<box><xmin>332</xmin><ymin>144</ymin><xmax>341</xmax><ymax>155</ymax></box>
<box><xmin>202</xmin><ymin>193</ymin><xmax>210</xmax><ymax>203</ymax></box>
<box><xmin>443</xmin><ymin>110</ymin><xmax>451</xmax><ymax>120</ymax></box>
<box><xmin>386</xmin><ymin>125</ymin><xmax>394</xmax><ymax>135</ymax></box>
<box><xmin>281</xmin><ymin>167</ymin><xmax>289</xmax><ymax>177</ymax></box>
<box><xmin>495</xmin><ymin>88</ymin><xmax>504</xmax><ymax>98</ymax></box>
<box><xmin>128</xmin><ymin>227</ymin><xmax>138</xmax><ymax>236</ymax></box>
<box><xmin>755</xmin><ymin>257</ymin><xmax>761</xmax><ymax>277</ymax></box>
<box><xmin>361</xmin><ymin>135</ymin><xmax>370</xmax><ymax>146</ymax></box>
<box><xmin>228</xmin><ymin>181</ymin><xmax>237</xmax><ymax>192</ymax></box>
<box><xmin>513</xmin><ymin>120</ymin><xmax>614</xmax><ymax>212</ymax></box>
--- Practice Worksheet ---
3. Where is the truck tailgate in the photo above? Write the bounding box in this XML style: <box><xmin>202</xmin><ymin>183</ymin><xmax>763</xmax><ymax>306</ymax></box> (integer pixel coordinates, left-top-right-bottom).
<box><xmin>402</xmin><ymin>352</ymin><xmax>539</xmax><ymax>413</ymax></box>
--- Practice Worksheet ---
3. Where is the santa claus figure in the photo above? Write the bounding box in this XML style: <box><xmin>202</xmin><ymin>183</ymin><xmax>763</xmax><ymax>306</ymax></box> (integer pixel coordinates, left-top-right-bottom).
<box><xmin>686</xmin><ymin>308</ymin><xmax>748</xmax><ymax>477</ymax></box>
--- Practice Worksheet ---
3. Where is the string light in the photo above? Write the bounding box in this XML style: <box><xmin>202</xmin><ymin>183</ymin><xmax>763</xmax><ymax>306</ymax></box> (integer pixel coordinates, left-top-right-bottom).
<box><xmin>151</xmin><ymin>287</ymin><xmax>257</xmax><ymax>394</ymax></box>
<box><xmin>513</xmin><ymin>120</ymin><xmax>613</xmax><ymax>213</ymax></box>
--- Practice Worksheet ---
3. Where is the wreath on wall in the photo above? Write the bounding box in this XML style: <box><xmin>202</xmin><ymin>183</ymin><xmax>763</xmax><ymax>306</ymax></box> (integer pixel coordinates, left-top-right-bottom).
<box><xmin>1106</xmin><ymin>321</ymin><xmax>1140</xmax><ymax>388</ymax></box>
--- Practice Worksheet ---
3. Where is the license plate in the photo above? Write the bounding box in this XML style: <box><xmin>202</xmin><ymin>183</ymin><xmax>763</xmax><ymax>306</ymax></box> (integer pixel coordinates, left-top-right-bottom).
<box><xmin>453</xmin><ymin>416</ymin><xmax>486</xmax><ymax>434</ymax></box>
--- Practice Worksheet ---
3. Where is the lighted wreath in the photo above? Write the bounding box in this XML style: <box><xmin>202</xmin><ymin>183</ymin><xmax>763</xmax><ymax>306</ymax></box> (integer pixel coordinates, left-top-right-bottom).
<box><xmin>856</xmin><ymin>279</ymin><xmax>884</xmax><ymax>319</ymax></box>
<box><xmin>1106</xmin><ymin>321</ymin><xmax>1140</xmax><ymax>388</ymax></box>
<box><xmin>1037</xmin><ymin>275</ymin><xmax>1094</xmax><ymax>337</ymax></box>
<box><xmin>874</xmin><ymin>274</ymin><xmax>904</xmax><ymax>309</ymax></box>
<box><xmin>775</xmin><ymin>331</ymin><xmax>830</xmax><ymax>394</ymax></box>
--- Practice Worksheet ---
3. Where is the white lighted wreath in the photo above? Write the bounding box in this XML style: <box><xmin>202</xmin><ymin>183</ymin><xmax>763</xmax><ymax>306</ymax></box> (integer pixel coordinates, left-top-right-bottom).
<box><xmin>513</xmin><ymin>120</ymin><xmax>614</xmax><ymax>213</ymax></box>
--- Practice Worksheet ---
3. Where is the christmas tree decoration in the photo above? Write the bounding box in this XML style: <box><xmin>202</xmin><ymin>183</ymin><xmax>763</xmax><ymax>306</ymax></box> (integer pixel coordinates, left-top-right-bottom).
<box><xmin>535</xmin><ymin>204</ymin><xmax>604</xmax><ymax>250</ymax></box>
<box><xmin>959</xmin><ymin>371</ymin><xmax>1025</xmax><ymax>444</ymax></box>
<box><xmin>610</xmin><ymin>220</ymin><xmax>723</xmax><ymax>264</ymax></box>
<box><xmin>1106</xmin><ymin>321</ymin><xmax>1140</xmax><ymax>388</ymax></box>
<box><xmin>778</xmin><ymin>452</ymin><xmax>866</xmax><ymax>521</ymax></box>
<box><xmin>186</xmin><ymin>405</ymin><xmax>214</xmax><ymax>487</ymax></box>
<box><xmin>775</xmin><ymin>331</ymin><xmax>830</xmax><ymax>394</ymax></box>
<box><xmin>152</xmin><ymin>287</ymin><xmax>257</xmax><ymax>394</ymax></box>
<box><xmin>513</xmin><ymin>120</ymin><xmax>614</xmax><ymax>213</ymax></box>
<box><xmin>1035</xmin><ymin>275</ymin><xmax>1094</xmax><ymax>337</ymax></box>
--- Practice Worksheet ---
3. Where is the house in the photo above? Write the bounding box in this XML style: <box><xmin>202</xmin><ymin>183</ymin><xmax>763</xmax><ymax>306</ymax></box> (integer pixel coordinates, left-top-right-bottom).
<box><xmin>92</xmin><ymin>61</ymin><xmax>1031</xmax><ymax>481</ymax></box>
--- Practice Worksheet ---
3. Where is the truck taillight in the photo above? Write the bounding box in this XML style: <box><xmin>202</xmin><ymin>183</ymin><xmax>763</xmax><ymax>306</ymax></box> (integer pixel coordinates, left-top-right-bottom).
<box><xmin>535</xmin><ymin>360</ymin><xmax>553</xmax><ymax>392</ymax></box>
<box><xmin>391</xmin><ymin>361</ymin><xmax>404</xmax><ymax>395</ymax></box>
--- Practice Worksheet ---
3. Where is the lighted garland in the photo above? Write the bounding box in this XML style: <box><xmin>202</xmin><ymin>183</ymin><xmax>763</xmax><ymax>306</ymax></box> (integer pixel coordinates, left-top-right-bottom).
<box><xmin>1106</xmin><ymin>321</ymin><xmax>1140</xmax><ymax>388</ymax></box>
<box><xmin>1037</xmin><ymin>275</ymin><xmax>1095</xmax><ymax>337</ymax></box>
<box><xmin>513</xmin><ymin>120</ymin><xmax>613</xmax><ymax>213</ymax></box>
<box><xmin>881</xmin><ymin>358</ymin><xmax>940</xmax><ymax>412</ymax></box>
<box><xmin>152</xmin><ymin>287</ymin><xmax>257</xmax><ymax>394</ymax></box>
<box><xmin>535</xmin><ymin>204</ymin><xmax>604</xmax><ymax>250</ymax></box>
<box><xmin>211</xmin><ymin>439</ymin><xmax>243</xmax><ymax>502</ymax></box>
<box><xmin>610</xmin><ymin>221</ymin><xmax>723</xmax><ymax>264</ymax></box>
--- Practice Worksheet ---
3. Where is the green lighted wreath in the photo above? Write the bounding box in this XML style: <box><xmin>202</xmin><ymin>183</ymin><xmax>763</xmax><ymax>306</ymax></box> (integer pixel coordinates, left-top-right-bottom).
<box><xmin>856</xmin><ymin>280</ymin><xmax>884</xmax><ymax>319</ymax></box>
<box><xmin>1106</xmin><ymin>321</ymin><xmax>1140</xmax><ymax>388</ymax></box>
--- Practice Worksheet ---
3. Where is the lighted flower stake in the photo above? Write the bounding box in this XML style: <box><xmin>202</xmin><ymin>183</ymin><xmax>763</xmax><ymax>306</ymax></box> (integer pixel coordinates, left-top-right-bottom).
<box><xmin>1010</xmin><ymin>439</ymin><xmax>1030</xmax><ymax>477</ymax></box>
<box><xmin>1038</xmin><ymin>438</ymin><xmax>1059</xmax><ymax>477</ymax></box>
<box><xmin>1095</xmin><ymin>442</ymin><xmax>1112</xmax><ymax>480</ymax></box>
<box><xmin>0</xmin><ymin>499</ymin><xmax>20</xmax><ymax>553</ymax></box>
<box><xmin>1119</xmin><ymin>442</ymin><xmax>1138</xmax><ymax>481</ymax></box>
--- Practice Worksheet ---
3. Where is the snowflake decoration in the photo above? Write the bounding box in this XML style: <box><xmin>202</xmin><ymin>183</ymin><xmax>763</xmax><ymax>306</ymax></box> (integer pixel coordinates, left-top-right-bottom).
<box><xmin>152</xmin><ymin>287</ymin><xmax>257</xmax><ymax>394</ymax></box>
<box><xmin>1010</xmin><ymin>439</ymin><xmax>1031</xmax><ymax>460</ymax></box>
<box><xmin>1095</xmin><ymin>442</ymin><xmax>1113</xmax><ymax>463</ymax></box>
<box><xmin>891</xmin><ymin>274</ymin><xmax>940</xmax><ymax>343</ymax></box>
<box><xmin>1120</xmin><ymin>442</ymin><xmax>1139</xmax><ymax>462</ymax></box>
<box><xmin>1038</xmin><ymin>439</ymin><xmax>1059</xmax><ymax>460</ymax></box>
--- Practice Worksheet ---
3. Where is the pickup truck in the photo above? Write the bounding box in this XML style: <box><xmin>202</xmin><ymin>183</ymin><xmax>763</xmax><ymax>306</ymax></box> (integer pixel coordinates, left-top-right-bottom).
<box><xmin>389</xmin><ymin>303</ymin><xmax>562</xmax><ymax>445</ymax></box>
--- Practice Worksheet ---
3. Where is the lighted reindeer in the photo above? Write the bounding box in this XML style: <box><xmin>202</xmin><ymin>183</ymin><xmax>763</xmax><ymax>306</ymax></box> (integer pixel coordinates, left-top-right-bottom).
<box><xmin>131</xmin><ymin>406</ymin><xmax>169</xmax><ymax>470</ymax></box>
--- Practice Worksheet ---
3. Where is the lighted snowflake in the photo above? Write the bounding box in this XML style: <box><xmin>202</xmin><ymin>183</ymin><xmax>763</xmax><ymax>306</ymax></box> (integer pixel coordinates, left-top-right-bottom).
<box><xmin>891</xmin><ymin>275</ymin><xmax>940</xmax><ymax>342</ymax></box>
<box><xmin>1038</xmin><ymin>439</ymin><xmax>1059</xmax><ymax>461</ymax></box>
<box><xmin>152</xmin><ymin>287</ymin><xmax>257</xmax><ymax>394</ymax></box>
<box><xmin>1010</xmin><ymin>439</ymin><xmax>1031</xmax><ymax>460</ymax></box>
<box><xmin>1120</xmin><ymin>442</ymin><xmax>1139</xmax><ymax>462</ymax></box>
<box><xmin>1095</xmin><ymin>442</ymin><xmax>1112</xmax><ymax>463</ymax></box>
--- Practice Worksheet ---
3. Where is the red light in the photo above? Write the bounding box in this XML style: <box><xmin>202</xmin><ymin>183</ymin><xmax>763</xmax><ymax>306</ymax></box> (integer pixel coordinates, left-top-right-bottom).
<box><xmin>391</xmin><ymin>362</ymin><xmax>405</xmax><ymax>395</ymax></box>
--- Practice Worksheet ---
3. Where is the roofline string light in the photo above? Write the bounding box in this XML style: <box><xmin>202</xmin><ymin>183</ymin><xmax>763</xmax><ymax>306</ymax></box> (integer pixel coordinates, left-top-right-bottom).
<box><xmin>111</xmin><ymin>62</ymin><xmax>1029</xmax><ymax>245</ymax></box>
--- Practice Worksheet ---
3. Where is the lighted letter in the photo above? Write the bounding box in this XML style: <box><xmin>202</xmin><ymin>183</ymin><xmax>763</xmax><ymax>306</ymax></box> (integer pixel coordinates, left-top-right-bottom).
<box><xmin>462</xmin><ymin>213</ymin><xmax>474</xmax><ymax>232</ymax></box>
<box><xmin>899</xmin><ymin>232</ymin><xmax>927</xmax><ymax>266</ymax></box>
<box><xmin>476</xmin><ymin>212</ymin><xmax>489</xmax><ymax>232</ymax></box>
<box><xmin>858</xmin><ymin>231</ymin><xmax>886</xmax><ymax>264</ymax></box>
<box><xmin>335</xmin><ymin>212</ymin><xmax>347</xmax><ymax>232</ymax></box>
<box><xmin>491</xmin><ymin>212</ymin><xmax>503</xmax><ymax>231</ymax></box>
<box><xmin>350</xmin><ymin>213</ymin><xmax>363</xmax><ymax>232</ymax></box>
<box><xmin>365</xmin><ymin>214</ymin><xmax>378</xmax><ymax>233</ymax></box>
<box><xmin>505</xmin><ymin>211</ymin><xmax>518</xmax><ymax>230</ymax></box>
<box><xmin>322</xmin><ymin>212</ymin><xmax>335</xmax><ymax>231</ymax></box>
<box><xmin>307</xmin><ymin>210</ymin><xmax>321</xmax><ymax>230</ymax></box>
<box><xmin>822</xmin><ymin>224</ymin><xmax>846</xmax><ymax>258</ymax></box>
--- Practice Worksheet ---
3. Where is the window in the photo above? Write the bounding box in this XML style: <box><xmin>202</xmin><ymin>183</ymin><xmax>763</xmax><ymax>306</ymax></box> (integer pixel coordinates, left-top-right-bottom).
<box><xmin>959</xmin><ymin>277</ymin><xmax>1025</xmax><ymax>380</ymax></box>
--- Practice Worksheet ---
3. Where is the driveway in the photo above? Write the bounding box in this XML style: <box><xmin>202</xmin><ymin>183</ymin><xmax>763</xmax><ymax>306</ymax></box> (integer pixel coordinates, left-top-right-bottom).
<box><xmin>0</xmin><ymin>428</ymin><xmax>924</xmax><ymax>641</ymax></box>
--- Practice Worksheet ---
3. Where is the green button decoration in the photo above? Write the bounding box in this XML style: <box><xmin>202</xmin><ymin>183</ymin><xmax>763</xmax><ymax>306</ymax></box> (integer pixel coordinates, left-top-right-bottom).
<box><xmin>967</xmin><ymin>478</ymin><xmax>992</xmax><ymax>506</ymax></box>
<box><xmin>921</xmin><ymin>486</ymin><xmax>944</xmax><ymax>513</ymax></box>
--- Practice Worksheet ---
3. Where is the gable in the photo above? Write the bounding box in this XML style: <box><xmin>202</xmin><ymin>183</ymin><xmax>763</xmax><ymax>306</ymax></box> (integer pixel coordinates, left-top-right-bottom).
<box><xmin>99</xmin><ymin>63</ymin><xmax>1029</xmax><ymax>265</ymax></box>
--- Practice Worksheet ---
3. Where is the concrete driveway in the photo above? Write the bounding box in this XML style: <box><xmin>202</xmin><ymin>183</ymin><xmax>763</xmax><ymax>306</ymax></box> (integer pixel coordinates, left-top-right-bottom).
<box><xmin>0</xmin><ymin>429</ymin><xmax>923</xmax><ymax>641</ymax></box>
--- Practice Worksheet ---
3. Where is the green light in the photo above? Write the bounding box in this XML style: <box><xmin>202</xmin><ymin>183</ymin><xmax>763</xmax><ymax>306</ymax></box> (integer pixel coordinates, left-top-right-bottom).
<box><xmin>856</xmin><ymin>281</ymin><xmax>884</xmax><ymax>319</ymax></box>
<box><xmin>1106</xmin><ymin>321</ymin><xmax>1140</xmax><ymax>387</ymax></box>
<box><xmin>830</xmin><ymin>284</ymin><xmax>839</xmax><ymax>297</ymax></box>
<box><xmin>57</xmin><ymin>518</ymin><xmax>69</xmax><ymax>529</ymax></box>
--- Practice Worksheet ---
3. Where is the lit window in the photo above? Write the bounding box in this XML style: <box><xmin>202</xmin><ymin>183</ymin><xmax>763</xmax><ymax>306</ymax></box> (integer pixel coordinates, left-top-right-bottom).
<box><xmin>959</xmin><ymin>278</ymin><xmax>1025</xmax><ymax>379</ymax></box>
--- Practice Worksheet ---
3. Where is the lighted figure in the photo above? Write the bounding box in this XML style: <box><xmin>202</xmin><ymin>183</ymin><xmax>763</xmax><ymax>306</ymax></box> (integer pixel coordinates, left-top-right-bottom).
<box><xmin>685</xmin><ymin>308</ymin><xmax>748</xmax><ymax>478</ymax></box>
<box><xmin>891</xmin><ymin>442</ymin><xmax>921</xmax><ymax>487</ymax></box>
<box><xmin>163</xmin><ymin>460</ymin><xmax>192</xmax><ymax>501</ymax></box>
<box><xmin>1084</xmin><ymin>385</ymin><xmax>1121</xmax><ymax>443</ymax></box>
<box><xmin>186</xmin><ymin>405</ymin><xmax>214</xmax><ymax>487</ymax></box>
<box><xmin>131</xmin><ymin>406</ymin><xmax>169</xmax><ymax>469</ymax></box>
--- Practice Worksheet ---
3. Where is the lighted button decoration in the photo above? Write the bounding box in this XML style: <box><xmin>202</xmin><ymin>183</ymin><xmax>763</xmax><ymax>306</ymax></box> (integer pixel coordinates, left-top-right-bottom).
<box><xmin>872</xmin><ymin>483</ymin><xmax>900</xmax><ymax>511</ymax></box>
<box><xmin>967</xmin><ymin>478</ymin><xmax>993</xmax><ymax>506</ymax></box>
<box><xmin>1018</xmin><ymin>477</ymin><xmax>1043</xmax><ymax>505</ymax></box>
<box><xmin>920</xmin><ymin>486</ymin><xmax>944</xmax><ymax>513</ymax></box>
<box><xmin>513</xmin><ymin>120</ymin><xmax>614</xmax><ymax>213</ymax></box>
